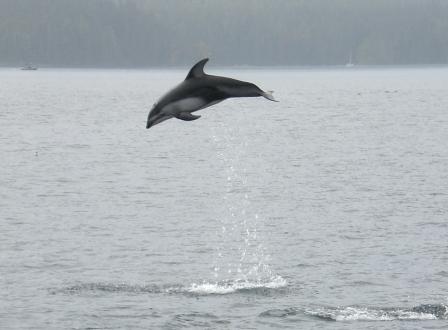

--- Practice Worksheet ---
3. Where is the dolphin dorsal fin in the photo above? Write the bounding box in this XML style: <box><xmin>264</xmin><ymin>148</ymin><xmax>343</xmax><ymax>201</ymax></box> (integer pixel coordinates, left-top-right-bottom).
<box><xmin>185</xmin><ymin>58</ymin><xmax>209</xmax><ymax>80</ymax></box>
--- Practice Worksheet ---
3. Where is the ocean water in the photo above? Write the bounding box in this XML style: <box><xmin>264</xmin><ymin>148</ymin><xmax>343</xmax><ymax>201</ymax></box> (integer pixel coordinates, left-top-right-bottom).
<box><xmin>1</xmin><ymin>67</ymin><xmax>447</xmax><ymax>329</ymax></box>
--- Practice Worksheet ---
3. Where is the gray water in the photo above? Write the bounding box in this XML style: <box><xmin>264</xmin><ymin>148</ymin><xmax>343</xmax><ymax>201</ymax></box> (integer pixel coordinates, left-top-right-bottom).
<box><xmin>1</xmin><ymin>67</ymin><xmax>448</xmax><ymax>329</ymax></box>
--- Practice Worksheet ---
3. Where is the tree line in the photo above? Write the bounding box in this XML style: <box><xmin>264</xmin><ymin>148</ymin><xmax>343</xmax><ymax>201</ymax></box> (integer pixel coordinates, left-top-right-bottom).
<box><xmin>0</xmin><ymin>0</ymin><xmax>447</xmax><ymax>67</ymax></box>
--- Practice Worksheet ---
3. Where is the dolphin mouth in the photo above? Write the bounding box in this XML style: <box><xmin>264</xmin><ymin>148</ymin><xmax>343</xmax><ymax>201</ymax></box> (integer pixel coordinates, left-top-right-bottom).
<box><xmin>146</xmin><ymin>115</ymin><xmax>155</xmax><ymax>129</ymax></box>
<box><xmin>146</xmin><ymin>115</ymin><xmax>171</xmax><ymax>129</ymax></box>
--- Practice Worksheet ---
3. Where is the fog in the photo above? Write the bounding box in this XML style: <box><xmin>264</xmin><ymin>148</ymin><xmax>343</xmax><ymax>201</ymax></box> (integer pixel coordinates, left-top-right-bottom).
<box><xmin>1</xmin><ymin>0</ymin><xmax>447</xmax><ymax>67</ymax></box>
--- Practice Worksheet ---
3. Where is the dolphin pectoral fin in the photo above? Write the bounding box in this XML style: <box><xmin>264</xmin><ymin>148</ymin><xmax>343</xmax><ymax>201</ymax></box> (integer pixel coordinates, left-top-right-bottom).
<box><xmin>174</xmin><ymin>112</ymin><xmax>201</xmax><ymax>121</ymax></box>
<box><xmin>185</xmin><ymin>58</ymin><xmax>209</xmax><ymax>80</ymax></box>
<box><xmin>262</xmin><ymin>90</ymin><xmax>279</xmax><ymax>102</ymax></box>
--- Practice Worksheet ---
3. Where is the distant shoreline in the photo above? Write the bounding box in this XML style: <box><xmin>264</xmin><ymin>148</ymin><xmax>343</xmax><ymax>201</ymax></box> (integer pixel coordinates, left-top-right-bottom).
<box><xmin>2</xmin><ymin>64</ymin><xmax>448</xmax><ymax>71</ymax></box>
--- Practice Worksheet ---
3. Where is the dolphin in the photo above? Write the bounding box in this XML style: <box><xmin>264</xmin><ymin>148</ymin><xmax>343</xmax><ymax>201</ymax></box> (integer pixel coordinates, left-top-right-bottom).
<box><xmin>146</xmin><ymin>58</ymin><xmax>278</xmax><ymax>129</ymax></box>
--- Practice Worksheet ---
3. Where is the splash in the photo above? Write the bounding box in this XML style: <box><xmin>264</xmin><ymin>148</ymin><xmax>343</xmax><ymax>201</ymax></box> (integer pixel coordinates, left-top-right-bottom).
<box><xmin>210</xmin><ymin>123</ymin><xmax>280</xmax><ymax>286</ymax></box>
<box><xmin>259</xmin><ymin>304</ymin><xmax>448</xmax><ymax>321</ymax></box>
<box><xmin>186</xmin><ymin>275</ymin><xmax>287</xmax><ymax>295</ymax></box>
<box><xmin>57</xmin><ymin>277</ymin><xmax>287</xmax><ymax>296</ymax></box>
<box><xmin>304</xmin><ymin>304</ymin><xmax>448</xmax><ymax>321</ymax></box>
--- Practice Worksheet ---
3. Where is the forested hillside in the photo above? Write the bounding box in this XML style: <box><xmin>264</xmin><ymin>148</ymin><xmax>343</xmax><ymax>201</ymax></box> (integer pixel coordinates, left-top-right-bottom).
<box><xmin>1</xmin><ymin>0</ymin><xmax>447</xmax><ymax>67</ymax></box>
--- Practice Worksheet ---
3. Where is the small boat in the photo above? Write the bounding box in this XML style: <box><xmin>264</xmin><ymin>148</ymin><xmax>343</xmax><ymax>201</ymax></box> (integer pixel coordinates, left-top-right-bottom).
<box><xmin>345</xmin><ymin>52</ymin><xmax>355</xmax><ymax>68</ymax></box>
<box><xmin>21</xmin><ymin>64</ymin><xmax>38</xmax><ymax>71</ymax></box>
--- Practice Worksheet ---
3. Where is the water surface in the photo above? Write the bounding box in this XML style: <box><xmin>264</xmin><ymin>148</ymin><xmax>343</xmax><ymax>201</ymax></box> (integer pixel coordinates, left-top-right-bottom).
<box><xmin>1</xmin><ymin>67</ymin><xmax>447</xmax><ymax>329</ymax></box>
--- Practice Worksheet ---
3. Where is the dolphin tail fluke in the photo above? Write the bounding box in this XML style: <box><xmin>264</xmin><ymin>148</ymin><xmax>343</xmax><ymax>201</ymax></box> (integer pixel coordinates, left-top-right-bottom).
<box><xmin>262</xmin><ymin>90</ymin><xmax>279</xmax><ymax>102</ymax></box>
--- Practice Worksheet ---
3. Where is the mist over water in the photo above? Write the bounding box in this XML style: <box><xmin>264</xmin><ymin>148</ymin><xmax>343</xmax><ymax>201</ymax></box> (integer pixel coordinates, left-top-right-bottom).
<box><xmin>1</xmin><ymin>67</ymin><xmax>448</xmax><ymax>329</ymax></box>
<box><xmin>2</xmin><ymin>0</ymin><xmax>448</xmax><ymax>67</ymax></box>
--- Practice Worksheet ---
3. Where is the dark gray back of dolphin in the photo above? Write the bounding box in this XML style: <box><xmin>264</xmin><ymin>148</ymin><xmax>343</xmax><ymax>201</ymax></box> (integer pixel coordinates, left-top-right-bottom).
<box><xmin>185</xmin><ymin>58</ymin><xmax>209</xmax><ymax>80</ymax></box>
<box><xmin>146</xmin><ymin>58</ymin><xmax>277</xmax><ymax>129</ymax></box>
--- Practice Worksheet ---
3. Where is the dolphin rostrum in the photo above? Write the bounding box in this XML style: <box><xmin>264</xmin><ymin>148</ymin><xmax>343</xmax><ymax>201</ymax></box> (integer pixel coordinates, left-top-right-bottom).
<box><xmin>146</xmin><ymin>58</ymin><xmax>278</xmax><ymax>129</ymax></box>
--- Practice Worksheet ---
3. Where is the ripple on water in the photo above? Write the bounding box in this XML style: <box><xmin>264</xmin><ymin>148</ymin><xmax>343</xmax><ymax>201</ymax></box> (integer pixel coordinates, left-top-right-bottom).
<box><xmin>55</xmin><ymin>275</ymin><xmax>287</xmax><ymax>297</ymax></box>
<box><xmin>55</xmin><ymin>282</ymin><xmax>163</xmax><ymax>295</ymax></box>
<box><xmin>164</xmin><ymin>312</ymin><xmax>231</xmax><ymax>329</ymax></box>
<box><xmin>260</xmin><ymin>304</ymin><xmax>448</xmax><ymax>322</ymax></box>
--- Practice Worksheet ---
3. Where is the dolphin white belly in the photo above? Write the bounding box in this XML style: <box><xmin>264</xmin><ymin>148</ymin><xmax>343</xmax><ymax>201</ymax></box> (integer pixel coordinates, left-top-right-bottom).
<box><xmin>162</xmin><ymin>97</ymin><xmax>208</xmax><ymax>116</ymax></box>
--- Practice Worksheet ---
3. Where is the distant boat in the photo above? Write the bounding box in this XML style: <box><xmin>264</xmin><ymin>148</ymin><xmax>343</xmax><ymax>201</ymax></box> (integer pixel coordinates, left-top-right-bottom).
<box><xmin>21</xmin><ymin>64</ymin><xmax>38</xmax><ymax>71</ymax></box>
<box><xmin>345</xmin><ymin>52</ymin><xmax>355</xmax><ymax>68</ymax></box>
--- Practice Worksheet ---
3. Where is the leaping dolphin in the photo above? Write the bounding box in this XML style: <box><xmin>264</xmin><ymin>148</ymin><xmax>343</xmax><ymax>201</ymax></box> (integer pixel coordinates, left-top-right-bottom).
<box><xmin>146</xmin><ymin>58</ymin><xmax>278</xmax><ymax>129</ymax></box>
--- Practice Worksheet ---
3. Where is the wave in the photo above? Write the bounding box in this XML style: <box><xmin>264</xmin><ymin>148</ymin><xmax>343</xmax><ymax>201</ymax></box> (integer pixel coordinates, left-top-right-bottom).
<box><xmin>260</xmin><ymin>304</ymin><xmax>448</xmax><ymax>321</ymax></box>
<box><xmin>55</xmin><ymin>275</ymin><xmax>287</xmax><ymax>296</ymax></box>
<box><xmin>306</xmin><ymin>304</ymin><xmax>448</xmax><ymax>321</ymax></box>
<box><xmin>185</xmin><ymin>275</ymin><xmax>287</xmax><ymax>295</ymax></box>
